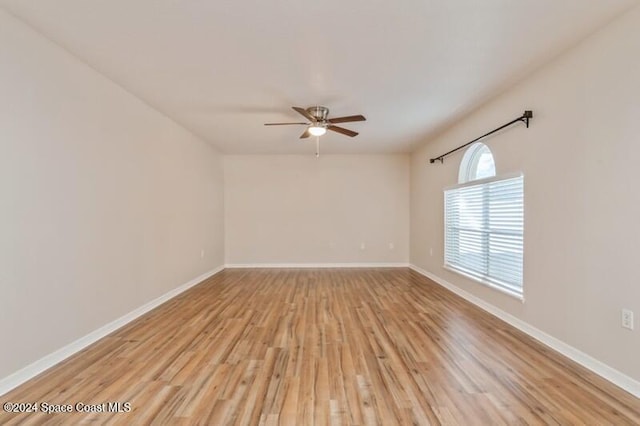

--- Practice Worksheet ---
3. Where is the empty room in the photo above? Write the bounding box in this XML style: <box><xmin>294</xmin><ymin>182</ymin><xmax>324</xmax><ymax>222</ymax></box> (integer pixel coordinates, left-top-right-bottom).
<box><xmin>1</xmin><ymin>0</ymin><xmax>639</xmax><ymax>424</ymax></box>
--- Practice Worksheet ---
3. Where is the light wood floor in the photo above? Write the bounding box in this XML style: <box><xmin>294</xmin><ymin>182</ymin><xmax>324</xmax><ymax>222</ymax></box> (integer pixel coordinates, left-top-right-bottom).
<box><xmin>1</xmin><ymin>268</ymin><xmax>639</xmax><ymax>425</ymax></box>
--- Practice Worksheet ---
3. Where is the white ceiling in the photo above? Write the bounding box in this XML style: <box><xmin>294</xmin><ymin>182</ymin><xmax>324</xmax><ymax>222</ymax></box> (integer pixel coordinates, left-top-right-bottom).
<box><xmin>1</xmin><ymin>1</ymin><xmax>635</xmax><ymax>154</ymax></box>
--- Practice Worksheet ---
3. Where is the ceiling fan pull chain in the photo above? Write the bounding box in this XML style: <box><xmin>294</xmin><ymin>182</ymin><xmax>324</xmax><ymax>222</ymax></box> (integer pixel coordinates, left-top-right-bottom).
<box><xmin>316</xmin><ymin>136</ymin><xmax>320</xmax><ymax>158</ymax></box>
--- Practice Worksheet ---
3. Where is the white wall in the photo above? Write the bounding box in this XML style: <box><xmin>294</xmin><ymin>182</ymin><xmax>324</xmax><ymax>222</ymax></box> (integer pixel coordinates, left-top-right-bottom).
<box><xmin>411</xmin><ymin>6</ymin><xmax>640</xmax><ymax>381</ymax></box>
<box><xmin>0</xmin><ymin>10</ymin><xmax>225</xmax><ymax>380</ymax></box>
<box><xmin>225</xmin><ymin>155</ymin><xmax>409</xmax><ymax>265</ymax></box>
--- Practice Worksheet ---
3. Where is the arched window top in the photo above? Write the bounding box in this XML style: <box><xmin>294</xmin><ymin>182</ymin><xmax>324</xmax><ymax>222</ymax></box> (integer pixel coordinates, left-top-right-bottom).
<box><xmin>458</xmin><ymin>143</ymin><xmax>495</xmax><ymax>183</ymax></box>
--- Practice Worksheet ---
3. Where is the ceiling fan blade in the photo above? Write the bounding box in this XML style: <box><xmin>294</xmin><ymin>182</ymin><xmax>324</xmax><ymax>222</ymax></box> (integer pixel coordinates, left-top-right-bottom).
<box><xmin>328</xmin><ymin>125</ymin><xmax>358</xmax><ymax>137</ymax></box>
<box><xmin>292</xmin><ymin>106</ymin><xmax>315</xmax><ymax>122</ymax></box>
<box><xmin>300</xmin><ymin>129</ymin><xmax>311</xmax><ymax>139</ymax></box>
<box><xmin>328</xmin><ymin>114</ymin><xmax>366</xmax><ymax>124</ymax></box>
<box><xmin>264</xmin><ymin>122</ymin><xmax>308</xmax><ymax>126</ymax></box>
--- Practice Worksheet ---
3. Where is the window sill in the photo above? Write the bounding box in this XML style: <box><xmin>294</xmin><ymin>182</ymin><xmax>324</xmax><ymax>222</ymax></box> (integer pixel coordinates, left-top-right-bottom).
<box><xmin>443</xmin><ymin>265</ymin><xmax>524</xmax><ymax>302</ymax></box>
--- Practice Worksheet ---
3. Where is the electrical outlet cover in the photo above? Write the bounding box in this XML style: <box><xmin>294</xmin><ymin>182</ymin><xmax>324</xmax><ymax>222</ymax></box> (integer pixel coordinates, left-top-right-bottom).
<box><xmin>622</xmin><ymin>309</ymin><xmax>634</xmax><ymax>330</ymax></box>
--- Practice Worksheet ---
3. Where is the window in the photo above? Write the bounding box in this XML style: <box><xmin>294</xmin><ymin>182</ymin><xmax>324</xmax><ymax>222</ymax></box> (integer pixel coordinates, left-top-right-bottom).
<box><xmin>444</xmin><ymin>143</ymin><xmax>524</xmax><ymax>299</ymax></box>
<box><xmin>459</xmin><ymin>142</ymin><xmax>495</xmax><ymax>183</ymax></box>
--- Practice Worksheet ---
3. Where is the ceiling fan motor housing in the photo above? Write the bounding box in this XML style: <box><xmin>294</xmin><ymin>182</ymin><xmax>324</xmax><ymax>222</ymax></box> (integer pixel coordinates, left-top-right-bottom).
<box><xmin>307</xmin><ymin>106</ymin><xmax>329</xmax><ymax>122</ymax></box>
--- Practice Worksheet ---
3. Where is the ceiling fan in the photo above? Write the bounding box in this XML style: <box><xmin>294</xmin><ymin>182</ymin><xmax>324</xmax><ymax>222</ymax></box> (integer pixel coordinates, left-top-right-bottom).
<box><xmin>264</xmin><ymin>106</ymin><xmax>366</xmax><ymax>139</ymax></box>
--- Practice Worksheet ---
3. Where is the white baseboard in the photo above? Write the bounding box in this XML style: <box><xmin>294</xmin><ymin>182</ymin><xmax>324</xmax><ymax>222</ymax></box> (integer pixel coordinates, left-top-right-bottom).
<box><xmin>225</xmin><ymin>262</ymin><xmax>410</xmax><ymax>268</ymax></box>
<box><xmin>409</xmin><ymin>264</ymin><xmax>640</xmax><ymax>398</ymax></box>
<box><xmin>0</xmin><ymin>265</ymin><xmax>225</xmax><ymax>397</ymax></box>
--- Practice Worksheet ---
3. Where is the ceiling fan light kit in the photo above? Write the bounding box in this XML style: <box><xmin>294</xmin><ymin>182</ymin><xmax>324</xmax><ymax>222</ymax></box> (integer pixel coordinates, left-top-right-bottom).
<box><xmin>308</xmin><ymin>125</ymin><xmax>327</xmax><ymax>136</ymax></box>
<box><xmin>264</xmin><ymin>105</ymin><xmax>366</xmax><ymax>144</ymax></box>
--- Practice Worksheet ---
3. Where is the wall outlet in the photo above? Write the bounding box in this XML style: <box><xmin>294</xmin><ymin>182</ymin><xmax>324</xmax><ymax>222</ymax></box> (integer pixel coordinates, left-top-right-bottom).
<box><xmin>360</xmin><ymin>243</ymin><xmax>366</xmax><ymax>250</ymax></box>
<box><xmin>200</xmin><ymin>249</ymin><xmax>205</xmax><ymax>259</ymax></box>
<box><xmin>430</xmin><ymin>247</ymin><xmax>433</xmax><ymax>257</ymax></box>
<box><xmin>389</xmin><ymin>243</ymin><xmax>395</xmax><ymax>250</ymax></box>
<box><xmin>622</xmin><ymin>309</ymin><xmax>634</xmax><ymax>330</ymax></box>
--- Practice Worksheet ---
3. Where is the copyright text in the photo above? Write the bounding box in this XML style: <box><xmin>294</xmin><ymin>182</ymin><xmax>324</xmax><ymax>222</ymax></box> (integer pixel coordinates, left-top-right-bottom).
<box><xmin>3</xmin><ymin>401</ymin><xmax>131</xmax><ymax>414</ymax></box>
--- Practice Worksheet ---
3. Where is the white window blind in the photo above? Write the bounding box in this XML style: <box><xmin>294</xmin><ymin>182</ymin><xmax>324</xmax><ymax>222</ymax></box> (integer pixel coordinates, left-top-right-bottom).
<box><xmin>444</xmin><ymin>174</ymin><xmax>524</xmax><ymax>298</ymax></box>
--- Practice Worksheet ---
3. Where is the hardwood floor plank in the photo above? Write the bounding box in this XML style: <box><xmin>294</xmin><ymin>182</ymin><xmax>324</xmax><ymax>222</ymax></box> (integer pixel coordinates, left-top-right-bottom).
<box><xmin>1</xmin><ymin>268</ymin><xmax>638</xmax><ymax>425</ymax></box>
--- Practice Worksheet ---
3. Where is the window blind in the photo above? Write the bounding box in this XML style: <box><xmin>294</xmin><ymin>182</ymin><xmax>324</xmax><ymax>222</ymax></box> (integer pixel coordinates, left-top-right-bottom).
<box><xmin>444</xmin><ymin>175</ymin><xmax>524</xmax><ymax>297</ymax></box>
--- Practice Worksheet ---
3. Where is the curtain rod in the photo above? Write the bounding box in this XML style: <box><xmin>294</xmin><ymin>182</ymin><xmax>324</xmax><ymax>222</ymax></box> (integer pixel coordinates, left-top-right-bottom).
<box><xmin>430</xmin><ymin>110</ymin><xmax>533</xmax><ymax>164</ymax></box>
